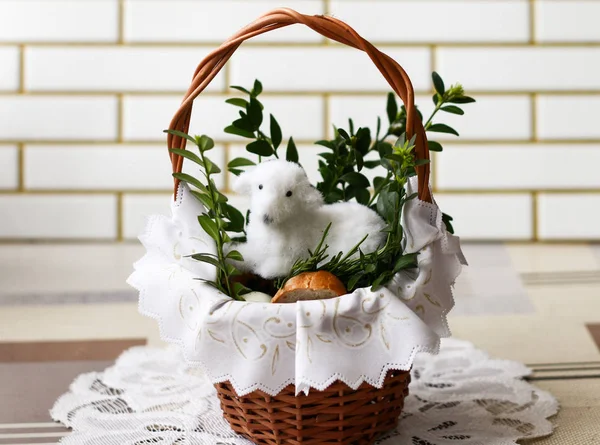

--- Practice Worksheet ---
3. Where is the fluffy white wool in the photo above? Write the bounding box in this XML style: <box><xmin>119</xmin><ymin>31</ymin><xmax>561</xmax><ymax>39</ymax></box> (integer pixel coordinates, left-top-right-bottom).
<box><xmin>228</xmin><ymin>160</ymin><xmax>386</xmax><ymax>279</ymax></box>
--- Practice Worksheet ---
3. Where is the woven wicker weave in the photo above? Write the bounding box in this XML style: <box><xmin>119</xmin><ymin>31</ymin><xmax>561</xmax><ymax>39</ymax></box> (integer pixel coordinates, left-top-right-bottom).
<box><xmin>216</xmin><ymin>371</ymin><xmax>411</xmax><ymax>445</ymax></box>
<box><xmin>166</xmin><ymin>7</ymin><xmax>432</xmax><ymax>444</ymax></box>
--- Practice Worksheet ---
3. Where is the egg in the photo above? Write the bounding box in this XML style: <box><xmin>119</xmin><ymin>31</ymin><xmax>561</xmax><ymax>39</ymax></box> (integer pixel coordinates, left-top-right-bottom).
<box><xmin>242</xmin><ymin>291</ymin><xmax>273</xmax><ymax>303</ymax></box>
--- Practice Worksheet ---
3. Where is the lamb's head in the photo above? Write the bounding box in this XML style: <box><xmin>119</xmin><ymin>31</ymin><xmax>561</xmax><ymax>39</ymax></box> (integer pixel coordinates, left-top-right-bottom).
<box><xmin>233</xmin><ymin>160</ymin><xmax>324</xmax><ymax>226</ymax></box>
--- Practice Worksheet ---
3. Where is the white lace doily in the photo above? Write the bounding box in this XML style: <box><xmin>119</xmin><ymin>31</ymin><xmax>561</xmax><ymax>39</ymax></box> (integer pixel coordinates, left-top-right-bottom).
<box><xmin>51</xmin><ymin>338</ymin><xmax>558</xmax><ymax>445</ymax></box>
<box><xmin>128</xmin><ymin>178</ymin><xmax>467</xmax><ymax>396</ymax></box>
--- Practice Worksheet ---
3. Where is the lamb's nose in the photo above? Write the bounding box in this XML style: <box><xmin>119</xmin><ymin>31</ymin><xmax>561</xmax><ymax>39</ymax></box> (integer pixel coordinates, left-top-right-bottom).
<box><xmin>263</xmin><ymin>214</ymin><xmax>273</xmax><ymax>225</ymax></box>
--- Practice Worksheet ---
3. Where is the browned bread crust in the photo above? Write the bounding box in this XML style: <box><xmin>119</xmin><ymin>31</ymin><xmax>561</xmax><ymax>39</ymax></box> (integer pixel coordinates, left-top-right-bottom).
<box><xmin>272</xmin><ymin>271</ymin><xmax>347</xmax><ymax>303</ymax></box>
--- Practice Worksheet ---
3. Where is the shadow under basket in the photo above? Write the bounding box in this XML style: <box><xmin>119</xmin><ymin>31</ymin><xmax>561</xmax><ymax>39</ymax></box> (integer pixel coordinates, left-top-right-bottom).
<box><xmin>215</xmin><ymin>370</ymin><xmax>411</xmax><ymax>445</ymax></box>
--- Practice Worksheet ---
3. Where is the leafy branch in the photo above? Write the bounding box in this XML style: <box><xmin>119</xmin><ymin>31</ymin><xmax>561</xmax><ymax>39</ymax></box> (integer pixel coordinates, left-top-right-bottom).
<box><xmin>166</xmin><ymin>130</ymin><xmax>247</xmax><ymax>301</ymax></box>
<box><xmin>225</xmin><ymin>79</ymin><xmax>299</xmax><ymax>177</ymax></box>
<box><xmin>281</xmin><ymin>135</ymin><xmax>423</xmax><ymax>292</ymax></box>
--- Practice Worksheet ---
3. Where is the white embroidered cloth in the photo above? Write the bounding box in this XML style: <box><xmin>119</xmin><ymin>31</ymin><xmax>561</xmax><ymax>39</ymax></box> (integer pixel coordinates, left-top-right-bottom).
<box><xmin>128</xmin><ymin>178</ymin><xmax>466</xmax><ymax>396</ymax></box>
<box><xmin>51</xmin><ymin>339</ymin><xmax>558</xmax><ymax>445</ymax></box>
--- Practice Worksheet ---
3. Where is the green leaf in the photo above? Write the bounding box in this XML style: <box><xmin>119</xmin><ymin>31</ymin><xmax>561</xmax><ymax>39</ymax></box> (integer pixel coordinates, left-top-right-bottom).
<box><xmin>197</xmin><ymin>214</ymin><xmax>220</xmax><ymax>241</ymax></box>
<box><xmin>414</xmin><ymin>158</ymin><xmax>431</xmax><ymax>166</ymax></box>
<box><xmin>233</xmin><ymin>115</ymin><xmax>255</xmax><ymax>132</ymax></box>
<box><xmin>190</xmin><ymin>190</ymin><xmax>213</xmax><ymax>209</ymax></box>
<box><xmin>228</xmin><ymin>157</ymin><xmax>256</xmax><ymax>169</ymax></box>
<box><xmin>449</xmin><ymin>96</ymin><xmax>476</xmax><ymax>104</ymax></box>
<box><xmin>432</xmin><ymin>71</ymin><xmax>445</xmax><ymax>96</ymax></box>
<box><xmin>393</xmin><ymin>253</ymin><xmax>418</xmax><ymax>273</ymax></box>
<box><xmin>432</xmin><ymin>94</ymin><xmax>439</xmax><ymax>106</ymax></box>
<box><xmin>168</xmin><ymin>148</ymin><xmax>202</xmax><ymax>166</ymax></box>
<box><xmin>318</xmin><ymin>152</ymin><xmax>335</xmax><ymax>162</ymax></box>
<box><xmin>442</xmin><ymin>212</ymin><xmax>455</xmax><ymax>234</ymax></box>
<box><xmin>348</xmin><ymin>118</ymin><xmax>355</xmax><ymax>136</ymax></box>
<box><xmin>441</xmin><ymin>105</ymin><xmax>464</xmax><ymax>115</ymax></box>
<box><xmin>427</xmin><ymin>140</ymin><xmax>443</xmax><ymax>152</ymax></box>
<box><xmin>215</xmin><ymin>191</ymin><xmax>228</xmax><ymax>202</ymax></box>
<box><xmin>203</xmin><ymin>156</ymin><xmax>221</xmax><ymax>174</ymax></box>
<box><xmin>270</xmin><ymin>114</ymin><xmax>282</xmax><ymax>149</ymax></box>
<box><xmin>340</xmin><ymin>172</ymin><xmax>370</xmax><ymax>188</ymax></box>
<box><xmin>427</xmin><ymin>123</ymin><xmax>459</xmax><ymax>136</ymax></box>
<box><xmin>224</xmin><ymin>125</ymin><xmax>255</xmax><ymax>139</ymax></box>
<box><xmin>386</xmin><ymin>92</ymin><xmax>398</xmax><ymax>124</ymax></box>
<box><xmin>197</xmin><ymin>135</ymin><xmax>214</xmax><ymax>151</ymax></box>
<box><xmin>230</xmin><ymin>85</ymin><xmax>252</xmax><ymax>95</ymax></box>
<box><xmin>363</xmin><ymin>160</ymin><xmax>381</xmax><ymax>169</ymax></box>
<box><xmin>355</xmin><ymin>188</ymin><xmax>371</xmax><ymax>205</ymax></box>
<box><xmin>172</xmin><ymin>172</ymin><xmax>207</xmax><ymax>192</ymax></box>
<box><xmin>223</xmin><ymin>203</ymin><xmax>245</xmax><ymax>233</ymax></box>
<box><xmin>225</xmin><ymin>98</ymin><xmax>248</xmax><ymax>108</ymax></box>
<box><xmin>233</xmin><ymin>282</ymin><xmax>252</xmax><ymax>297</ymax></box>
<box><xmin>252</xmin><ymin>79</ymin><xmax>263</xmax><ymax>96</ymax></box>
<box><xmin>164</xmin><ymin>129</ymin><xmax>196</xmax><ymax>144</ymax></box>
<box><xmin>229</xmin><ymin>168</ymin><xmax>243</xmax><ymax>176</ymax></box>
<box><xmin>337</xmin><ymin>128</ymin><xmax>350</xmax><ymax>141</ymax></box>
<box><xmin>373</xmin><ymin>176</ymin><xmax>387</xmax><ymax>191</ymax></box>
<box><xmin>190</xmin><ymin>253</ymin><xmax>222</xmax><ymax>269</ymax></box>
<box><xmin>376</xmin><ymin>189</ymin><xmax>398</xmax><ymax>222</ymax></box>
<box><xmin>315</xmin><ymin>140</ymin><xmax>335</xmax><ymax>149</ymax></box>
<box><xmin>370</xmin><ymin>273</ymin><xmax>388</xmax><ymax>290</ymax></box>
<box><xmin>247</xmin><ymin>97</ymin><xmax>263</xmax><ymax>129</ymax></box>
<box><xmin>226</xmin><ymin>250</ymin><xmax>244</xmax><ymax>261</ymax></box>
<box><xmin>347</xmin><ymin>272</ymin><xmax>364</xmax><ymax>290</ymax></box>
<box><xmin>355</xmin><ymin>127</ymin><xmax>371</xmax><ymax>155</ymax></box>
<box><xmin>286</xmin><ymin>137</ymin><xmax>299</xmax><ymax>163</ymax></box>
<box><xmin>246</xmin><ymin>140</ymin><xmax>273</xmax><ymax>156</ymax></box>
<box><xmin>376</xmin><ymin>141</ymin><xmax>393</xmax><ymax>157</ymax></box>
<box><xmin>325</xmin><ymin>189</ymin><xmax>343</xmax><ymax>203</ymax></box>
<box><xmin>383</xmin><ymin>153</ymin><xmax>405</xmax><ymax>163</ymax></box>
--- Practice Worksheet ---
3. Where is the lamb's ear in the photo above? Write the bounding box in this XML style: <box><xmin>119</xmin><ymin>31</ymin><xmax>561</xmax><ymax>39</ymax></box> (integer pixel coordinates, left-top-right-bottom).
<box><xmin>232</xmin><ymin>167</ymin><xmax>255</xmax><ymax>195</ymax></box>
<box><xmin>303</xmin><ymin>184</ymin><xmax>325</xmax><ymax>210</ymax></box>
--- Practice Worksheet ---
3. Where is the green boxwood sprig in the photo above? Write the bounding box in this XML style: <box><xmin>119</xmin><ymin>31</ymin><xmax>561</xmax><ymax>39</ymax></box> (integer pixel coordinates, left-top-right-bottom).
<box><xmin>166</xmin><ymin>129</ymin><xmax>248</xmax><ymax>301</ymax></box>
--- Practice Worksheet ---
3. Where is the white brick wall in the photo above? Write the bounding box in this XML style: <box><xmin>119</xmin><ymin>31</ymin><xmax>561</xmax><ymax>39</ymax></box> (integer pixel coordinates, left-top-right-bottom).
<box><xmin>434</xmin><ymin>193</ymin><xmax>533</xmax><ymax>240</ymax></box>
<box><xmin>229</xmin><ymin>47</ymin><xmax>431</xmax><ymax>92</ymax></box>
<box><xmin>330</xmin><ymin>1</ymin><xmax>530</xmax><ymax>43</ymax></box>
<box><xmin>437</xmin><ymin>47</ymin><xmax>600</xmax><ymax>91</ymax></box>
<box><xmin>0</xmin><ymin>1</ymin><xmax>118</xmax><ymax>42</ymax></box>
<box><xmin>0</xmin><ymin>195</ymin><xmax>117</xmax><ymax>239</ymax></box>
<box><xmin>0</xmin><ymin>47</ymin><xmax>20</xmax><ymax>91</ymax></box>
<box><xmin>1</xmin><ymin>0</ymin><xmax>598</xmax><ymax>241</ymax></box>
<box><xmin>0</xmin><ymin>96</ymin><xmax>118</xmax><ymax>140</ymax></box>
<box><xmin>538</xmin><ymin>194</ymin><xmax>600</xmax><ymax>240</ymax></box>
<box><xmin>0</xmin><ymin>146</ymin><xmax>19</xmax><ymax>190</ymax></box>
<box><xmin>124</xmin><ymin>1</ymin><xmax>324</xmax><ymax>43</ymax></box>
<box><xmin>26</xmin><ymin>47</ymin><xmax>225</xmax><ymax>92</ymax></box>
<box><xmin>436</xmin><ymin>145</ymin><xmax>600</xmax><ymax>190</ymax></box>
<box><xmin>123</xmin><ymin>94</ymin><xmax>324</xmax><ymax>142</ymax></box>
<box><xmin>535</xmin><ymin>1</ymin><xmax>600</xmax><ymax>43</ymax></box>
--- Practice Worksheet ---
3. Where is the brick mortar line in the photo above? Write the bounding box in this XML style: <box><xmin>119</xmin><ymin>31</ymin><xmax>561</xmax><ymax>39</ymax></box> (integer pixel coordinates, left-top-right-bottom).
<box><xmin>116</xmin><ymin>192</ymin><xmax>124</xmax><ymax>241</ymax></box>
<box><xmin>118</xmin><ymin>0</ymin><xmax>125</xmax><ymax>45</ymax></box>
<box><xmin>4</xmin><ymin>90</ymin><xmax>600</xmax><ymax>97</ymax></box>
<box><xmin>529</xmin><ymin>0</ymin><xmax>535</xmax><ymax>45</ymax></box>
<box><xmin>2</xmin><ymin>190</ymin><xmax>600</xmax><ymax>196</ymax></box>
<box><xmin>3</xmin><ymin>42</ymin><xmax>600</xmax><ymax>48</ymax></box>
<box><xmin>5</xmin><ymin>140</ymin><xmax>600</xmax><ymax>146</ymax></box>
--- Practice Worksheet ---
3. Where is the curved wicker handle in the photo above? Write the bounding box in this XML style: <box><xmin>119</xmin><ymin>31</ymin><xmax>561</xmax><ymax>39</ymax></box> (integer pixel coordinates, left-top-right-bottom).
<box><xmin>167</xmin><ymin>8</ymin><xmax>431</xmax><ymax>202</ymax></box>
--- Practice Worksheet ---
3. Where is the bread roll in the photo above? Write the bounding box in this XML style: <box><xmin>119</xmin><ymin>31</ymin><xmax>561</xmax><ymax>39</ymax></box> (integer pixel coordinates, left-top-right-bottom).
<box><xmin>272</xmin><ymin>271</ymin><xmax>347</xmax><ymax>303</ymax></box>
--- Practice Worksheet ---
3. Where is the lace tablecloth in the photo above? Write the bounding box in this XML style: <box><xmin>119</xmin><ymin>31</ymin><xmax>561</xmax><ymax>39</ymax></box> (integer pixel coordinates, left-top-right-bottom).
<box><xmin>51</xmin><ymin>338</ymin><xmax>558</xmax><ymax>445</ymax></box>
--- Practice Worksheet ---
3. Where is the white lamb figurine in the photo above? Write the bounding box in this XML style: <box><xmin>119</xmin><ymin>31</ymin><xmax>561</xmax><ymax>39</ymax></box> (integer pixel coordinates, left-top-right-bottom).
<box><xmin>228</xmin><ymin>160</ymin><xmax>386</xmax><ymax>279</ymax></box>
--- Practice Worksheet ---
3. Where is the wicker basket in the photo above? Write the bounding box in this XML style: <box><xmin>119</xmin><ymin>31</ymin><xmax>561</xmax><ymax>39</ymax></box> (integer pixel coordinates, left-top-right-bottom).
<box><xmin>166</xmin><ymin>8</ymin><xmax>433</xmax><ymax>445</ymax></box>
<box><xmin>216</xmin><ymin>371</ymin><xmax>411</xmax><ymax>445</ymax></box>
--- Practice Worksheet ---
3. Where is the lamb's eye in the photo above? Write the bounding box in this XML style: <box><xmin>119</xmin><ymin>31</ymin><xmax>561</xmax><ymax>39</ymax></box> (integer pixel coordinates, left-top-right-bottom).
<box><xmin>286</xmin><ymin>190</ymin><xmax>293</xmax><ymax>197</ymax></box>
<box><xmin>258</xmin><ymin>184</ymin><xmax>263</xmax><ymax>190</ymax></box>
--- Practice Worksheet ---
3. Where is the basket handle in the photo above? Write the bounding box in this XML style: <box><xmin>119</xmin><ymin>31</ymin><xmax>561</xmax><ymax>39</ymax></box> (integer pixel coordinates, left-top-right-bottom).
<box><xmin>167</xmin><ymin>8</ymin><xmax>431</xmax><ymax>202</ymax></box>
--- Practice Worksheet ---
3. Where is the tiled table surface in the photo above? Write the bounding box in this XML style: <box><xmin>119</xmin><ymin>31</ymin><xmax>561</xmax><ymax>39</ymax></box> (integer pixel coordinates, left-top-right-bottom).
<box><xmin>1</xmin><ymin>243</ymin><xmax>599</xmax><ymax>444</ymax></box>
